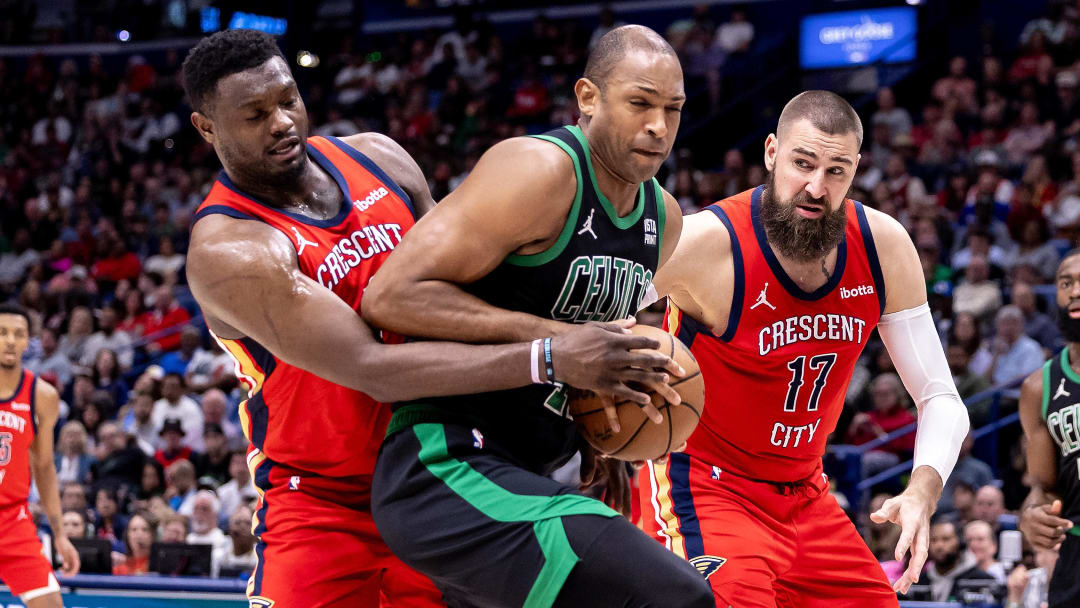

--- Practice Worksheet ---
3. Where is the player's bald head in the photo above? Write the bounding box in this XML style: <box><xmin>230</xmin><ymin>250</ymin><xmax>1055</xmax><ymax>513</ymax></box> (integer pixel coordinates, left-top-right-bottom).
<box><xmin>776</xmin><ymin>90</ymin><xmax>864</xmax><ymax>149</ymax></box>
<box><xmin>583</xmin><ymin>24</ymin><xmax>677</xmax><ymax>92</ymax></box>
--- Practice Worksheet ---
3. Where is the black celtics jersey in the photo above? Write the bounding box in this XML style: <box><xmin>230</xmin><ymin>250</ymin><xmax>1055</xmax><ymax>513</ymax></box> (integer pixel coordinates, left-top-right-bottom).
<box><xmin>1041</xmin><ymin>347</ymin><xmax>1080</xmax><ymax>528</ymax></box>
<box><xmin>413</xmin><ymin>125</ymin><xmax>666</xmax><ymax>475</ymax></box>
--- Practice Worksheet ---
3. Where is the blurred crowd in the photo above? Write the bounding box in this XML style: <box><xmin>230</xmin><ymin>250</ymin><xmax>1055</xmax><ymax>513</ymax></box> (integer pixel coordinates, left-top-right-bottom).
<box><xmin>0</xmin><ymin>0</ymin><xmax>1076</xmax><ymax>599</ymax></box>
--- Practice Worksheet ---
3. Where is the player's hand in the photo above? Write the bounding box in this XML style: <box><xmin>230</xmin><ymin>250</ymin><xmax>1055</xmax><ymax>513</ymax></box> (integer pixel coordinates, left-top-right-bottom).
<box><xmin>1020</xmin><ymin>499</ymin><xmax>1074</xmax><ymax>551</ymax></box>
<box><xmin>552</xmin><ymin>321</ymin><xmax>684</xmax><ymax>432</ymax></box>
<box><xmin>55</xmin><ymin>535</ymin><xmax>80</xmax><ymax>576</ymax></box>
<box><xmin>870</xmin><ymin>490</ymin><xmax>934</xmax><ymax>594</ymax></box>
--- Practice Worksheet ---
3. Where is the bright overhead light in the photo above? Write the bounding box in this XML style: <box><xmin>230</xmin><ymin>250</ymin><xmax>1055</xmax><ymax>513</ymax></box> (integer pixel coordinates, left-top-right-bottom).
<box><xmin>296</xmin><ymin>51</ymin><xmax>320</xmax><ymax>68</ymax></box>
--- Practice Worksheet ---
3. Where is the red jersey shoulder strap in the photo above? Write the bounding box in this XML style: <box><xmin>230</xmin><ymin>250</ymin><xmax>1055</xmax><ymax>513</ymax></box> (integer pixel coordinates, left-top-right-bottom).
<box><xmin>850</xmin><ymin>200</ymin><xmax>887</xmax><ymax>315</ymax></box>
<box><xmin>307</xmin><ymin>135</ymin><xmax>416</xmax><ymax>220</ymax></box>
<box><xmin>1</xmin><ymin>370</ymin><xmax>37</xmax><ymax>435</ymax></box>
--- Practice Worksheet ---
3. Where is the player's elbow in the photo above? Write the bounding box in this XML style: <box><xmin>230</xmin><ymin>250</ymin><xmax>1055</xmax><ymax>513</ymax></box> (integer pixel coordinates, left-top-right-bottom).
<box><xmin>361</xmin><ymin>272</ymin><xmax>401</xmax><ymax>328</ymax></box>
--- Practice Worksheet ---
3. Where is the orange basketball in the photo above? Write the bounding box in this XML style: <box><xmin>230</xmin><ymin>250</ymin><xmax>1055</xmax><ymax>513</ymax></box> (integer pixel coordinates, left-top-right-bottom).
<box><xmin>568</xmin><ymin>324</ymin><xmax>704</xmax><ymax>461</ymax></box>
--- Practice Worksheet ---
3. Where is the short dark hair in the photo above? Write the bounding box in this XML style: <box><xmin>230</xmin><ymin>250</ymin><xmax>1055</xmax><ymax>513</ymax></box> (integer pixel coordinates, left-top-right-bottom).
<box><xmin>1060</xmin><ymin>247</ymin><xmax>1080</xmax><ymax>270</ymax></box>
<box><xmin>182</xmin><ymin>29</ymin><xmax>286</xmax><ymax>114</ymax></box>
<box><xmin>583</xmin><ymin>24</ymin><xmax>677</xmax><ymax>91</ymax></box>
<box><xmin>777</xmin><ymin>90</ymin><xmax>864</xmax><ymax>149</ymax></box>
<box><xmin>0</xmin><ymin>303</ymin><xmax>30</xmax><ymax>327</ymax></box>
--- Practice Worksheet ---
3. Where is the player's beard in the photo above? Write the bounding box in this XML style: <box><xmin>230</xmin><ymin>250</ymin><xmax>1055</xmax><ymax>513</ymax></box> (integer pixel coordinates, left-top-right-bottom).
<box><xmin>1057</xmin><ymin>305</ymin><xmax>1080</xmax><ymax>343</ymax></box>
<box><xmin>760</xmin><ymin>171</ymin><xmax>847</xmax><ymax>263</ymax></box>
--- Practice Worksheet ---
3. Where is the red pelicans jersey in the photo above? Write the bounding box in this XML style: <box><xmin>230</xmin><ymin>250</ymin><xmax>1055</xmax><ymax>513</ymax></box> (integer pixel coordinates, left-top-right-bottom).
<box><xmin>193</xmin><ymin>136</ymin><xmax>416</xmax><ymax>478</ymax></box>
<box><xmin>0</xmin><ymin>371</ymin><xmax>37</xmax><ymax>507</ymax></box>
<box><xmin>667</xmin><ymin>186</ymin><xmax>884</xmax><ymax>482</ymax></box>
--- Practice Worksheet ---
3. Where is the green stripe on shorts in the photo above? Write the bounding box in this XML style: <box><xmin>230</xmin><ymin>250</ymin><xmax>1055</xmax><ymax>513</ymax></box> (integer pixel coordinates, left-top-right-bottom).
<box><xmin>412</xmin><ymin>423</ymin><xmax>617</xmax><ymax>608</ymax></box>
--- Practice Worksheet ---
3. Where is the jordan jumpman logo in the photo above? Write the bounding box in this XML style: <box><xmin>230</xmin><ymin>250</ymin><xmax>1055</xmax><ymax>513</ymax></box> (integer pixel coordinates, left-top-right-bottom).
<box><xmin>750</xmin><ymin>282</ymin><xmax>776</xmax><ymax>310</ymax></box>
<box><xmin>577</xmin><ymin>208</ymin><xmax>598</xmax><ymax>239</ymax></box>
<box><xmin>1054</xmin><ymin>377</ymin><xmax>1072</xmax><ymax>401</ymax></box>
<box><xmin>291</xmin><ymin>226</ymin><xmax>319</xmax><ymax>256</ymax></box>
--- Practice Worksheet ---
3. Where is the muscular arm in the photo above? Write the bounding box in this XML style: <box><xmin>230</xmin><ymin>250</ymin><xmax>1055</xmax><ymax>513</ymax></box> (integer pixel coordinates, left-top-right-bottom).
<box><xmin>1020</xmin><ymin>370</ymin><xmax>1058</xmax><ymax>493</ymax></box>
<box><xmin>187</xmin><ymin>215</ymin><xmax>541</xmax><ymax>403</ymax></box>
<box><xmin>28</xmin><ymin>380</ymin><xmax>64</xmax><ymax>541</ymax></box>
<box><xmin>339</xmin><ymin>132</ymin><xmax>437</xmax><ymax>217</ymax></box>
<box><xmin>362</xmin><ymin>137</ymin><xmax>586</xmax><ymax>343</ymax></box>
<box><xmin>649</xmin><ymin>210</ymin><xmax>734</xmax><ymax>334</ymax></box>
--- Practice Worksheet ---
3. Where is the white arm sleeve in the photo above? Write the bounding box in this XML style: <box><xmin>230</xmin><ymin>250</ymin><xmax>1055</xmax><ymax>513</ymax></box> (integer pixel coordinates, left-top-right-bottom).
<box><xmin>877</xmin><ymin>302</ymin><xmax>970</xmax><ymax>485</ymax></box>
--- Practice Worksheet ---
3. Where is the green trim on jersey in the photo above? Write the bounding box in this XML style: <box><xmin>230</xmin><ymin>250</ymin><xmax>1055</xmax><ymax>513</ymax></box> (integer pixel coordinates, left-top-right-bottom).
<box><xmin>412</xmin><ymin>423</ymin><xmax>617</xmax><ymax>608</ymax></box>
<box><xmin>565</xmin><ymin>125</ymin><xmax>645</xmax><ymax>229</ymax></box>
<box><xmin>654</xmin><ymin>180</ymin><xmax>667</xmax><ymax>268</ymax></box>
<box><xmin>1062</xmin><ymin>347</ymin><xmax>1080</xmax><ymax>384</ymax></box>
<box><xmin>1071</xmin><ymin>525</ymin><xmax>1080</xmax><ymax>537</ymax></box>
<box><xmin>1043</xmin><ymin>358</ymin><xmax>1053</xmax><ymax>421</ymax></box>
<box><xmin>506</xmin><ymin>135</ymin><xmax>585</xmax><ymax>267</ymax></box>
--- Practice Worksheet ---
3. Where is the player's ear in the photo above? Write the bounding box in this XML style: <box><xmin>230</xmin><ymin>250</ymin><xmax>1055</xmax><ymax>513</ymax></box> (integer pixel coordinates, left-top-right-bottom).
<box><xmin>190</xmin><ymin>111</ymin><xmax>215</xmax><ymax>145</ymax></box>
<box><xmin>575</xmin><ymin>77</ymin><xmax>600</xmax><ymax>119</ymax></box>
<box><xmin>763</xmin><ymin>133</ymin><xmax>778</xmax><ymax>172</ymax></box>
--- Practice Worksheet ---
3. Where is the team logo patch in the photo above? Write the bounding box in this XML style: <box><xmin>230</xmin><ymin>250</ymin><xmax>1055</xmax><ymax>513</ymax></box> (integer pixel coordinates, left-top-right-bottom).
<box><xmin>689</xmin><ymin>555</ymin><xmax>727</xmax><ymax>579</ymax></box>
<box><xmin>249</xmin><ymin>597</ymin><xmax>275</xmax><ymax>608</ymax></box>
<box><xmin>472</xmin><ymin>428</ymin><xmax>484</xmax><ymax>449</ymax></box>
<box><xmin>9</xmin><ymin>402</ymin><xmax>29</xmax><ymax>411</ymax></box>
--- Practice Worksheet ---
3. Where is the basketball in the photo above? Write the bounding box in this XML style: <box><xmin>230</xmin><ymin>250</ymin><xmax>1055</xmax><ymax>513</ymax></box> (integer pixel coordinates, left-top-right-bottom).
<box><xmin>568</xmin><ymin>324</ymin><xmax>704</xmax><ymax>461</ymax></box>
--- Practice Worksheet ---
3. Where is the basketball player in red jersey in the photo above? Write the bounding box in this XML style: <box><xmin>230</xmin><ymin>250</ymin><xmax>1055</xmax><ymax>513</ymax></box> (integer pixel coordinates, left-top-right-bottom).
<box><xmin>639</xmin><ymin>91</ymin><xmax>971</xmax><ymax>606</ymax></box>
<box><xmin>183</xmin><ymin>30</ymin><xmax>682</xmax><ymax>607</ymax></box>
<box><xmin>0</xmin><ymin>304</ymin><xmax>79</xmax><ymax>608</ymax></box>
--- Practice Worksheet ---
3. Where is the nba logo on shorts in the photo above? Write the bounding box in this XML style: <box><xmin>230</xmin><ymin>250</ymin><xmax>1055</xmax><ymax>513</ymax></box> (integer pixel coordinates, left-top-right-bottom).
<box><xmin>472</xmin><ymin>428</ymin><xmax>484</xmax><ymax>449</ymax></box>
<box><xmin>289</xmin><ymin>476</ymin><xmax>300</xmax><ymax>491</ymax></box>
<box><xmin>711</xmin><ymin>466</ymin><xmax>722</xmax><ymax>480</ymax></box>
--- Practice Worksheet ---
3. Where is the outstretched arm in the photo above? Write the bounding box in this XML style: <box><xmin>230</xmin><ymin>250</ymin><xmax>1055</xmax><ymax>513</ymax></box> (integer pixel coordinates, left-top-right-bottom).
<box><xmin>187</xmin><ymin>214</ymin><xmax>673</xmax><ymax>404</ymax></box>
<box><xmin>867</xmin><ymin>208</ymin><xmax>969</xmax><ymax>594</ymax></box>
<box><xmin>29</xmin><ymin>380</ymin><xmax>79</xmax><ymax>576</ymax></box>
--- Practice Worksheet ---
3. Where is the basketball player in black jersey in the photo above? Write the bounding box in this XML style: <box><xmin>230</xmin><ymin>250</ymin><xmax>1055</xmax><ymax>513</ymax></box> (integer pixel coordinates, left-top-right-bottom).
<box><xmin>1018</xmin><ymin>250</ymin><xmax>1080</xmax><ymax>607</ymax></box>
<box><xmin>364</xmin><ymin>25</ymin><xmax>712</xmax><ymax>608</ymax></box>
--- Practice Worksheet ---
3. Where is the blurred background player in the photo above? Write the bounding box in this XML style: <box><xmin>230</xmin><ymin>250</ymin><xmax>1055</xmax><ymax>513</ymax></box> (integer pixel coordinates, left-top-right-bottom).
<box><xmin>1017</xmin><ymin>250</ymin><xmax>1080</xmax><ymax>607</ymax></box>
<box><xmin>182</xmin><ymin>28</ymin><xmax>681</xmax><ymax>607</ymax></box>
<box><xmin>364</xmin><ymin>25</ymin><xmax>712</xmax><ymax>608</ymax></box>
<box><xmin>642</xmin><ymin>91</ymin><xmax>970</xmax><ymax>605</ymax></box>
<box><xmin>0</xmin><ymin>304</ymin><xmax>79</xmax><ymax>607</ymax></box>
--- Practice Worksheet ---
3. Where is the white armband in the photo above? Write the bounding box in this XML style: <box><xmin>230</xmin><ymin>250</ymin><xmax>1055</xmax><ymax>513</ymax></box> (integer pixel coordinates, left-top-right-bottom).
<box><xmin>877</xmin><ymin>303</ymin><xmax>970</xmax><ymax>485</ymax></box>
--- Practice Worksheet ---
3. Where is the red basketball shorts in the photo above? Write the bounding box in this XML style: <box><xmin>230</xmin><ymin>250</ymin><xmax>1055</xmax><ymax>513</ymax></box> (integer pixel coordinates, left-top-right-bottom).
<box><xmin>640</xmin><ymin>453</ymin><xmax>898</xmax><ymax>608</ymax></box>
<box><xmin>0</xmin><ymin>502</ymin><xmax>58</xmax><ymax>599</ymax></box>
<box><xmin>246</xmin><ymin>454</ymin><xmax>444</xmax><ymax>607</ymax></box>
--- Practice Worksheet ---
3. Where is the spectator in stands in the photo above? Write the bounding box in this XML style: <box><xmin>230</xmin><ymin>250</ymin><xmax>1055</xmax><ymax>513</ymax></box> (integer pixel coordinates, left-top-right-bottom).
<box><xmin>151</xmin><ymin>372</ymin><xmax>203</xmax><ymax>448</ymax></box>
<box><xmin>0</xmin><ymin>228</ymin><xmax>40</xmax><ymax>290</ymax></box>
<box><xmin>714</xmin><ymin>5</ymin><xmax>753</xmax><ymax>54</ymax></box>
<box><xmin>216</xmin><ymin>450</ymin><xmax>257</xmax><ymax>529</ymax></box>
<box><xmin>212</xmin><ymin>504</ymin><xmax>257</xmax><ymax>579</ymax></box>
<box><xmin>884</xmin><ymin>152</ymin><xmax>927</xmax><ymax>213</ymax></box>
<box><xmin>158</xmin><ymin>325</ymin><xmax>205</xmax><ymax>376</ymax></box>
<box><xmin>160</xmin><ymin>513</ymin><xmax>189</xmax><ymax>544</ymax></box>
<box><xmin>61</xmin><ymin>509</ymin><xmax>88</xmax><ymax>540</ymax></box>
<box><xmin>154</xmin><ymin>418</ymin><xmax>194</xmax><ymax>470</ymax></box>
<box><xmin>116</xmin><ymin>289</ymin><xmax>145</xmax><ymax>336</ymax></box>
<box><xmin>135</xmin><ymin>460</ymin><xmax>165</xmax><ymax>507</ymax></box>
<box><xmin>90</xmin><ymin>421</ymin><xmax>146</xmax><ymax>491</ymax></box>
<box><xmin>119</xmin><ymin>390</ymin><xmax>158</xmax><ymax>455</ymax></box>
<box><xmin>953</xmin><ymin>254</ymin><xmax>1004</xmax><ymax>322</ymax></box>
<box><xmin>54</xmin><ymin>420</ymin><xmax>95</xmax><ymax>484</ymax></box>
<box><xmin>184</xmin><ymin>338</ymin><xmax>235</xmax><ymax>394</ymax></box>
<box><xmin>27</xmin><ymin>326</ymin><xmax>74</xmax><ymax>388</ymax></box>
<box><xmin>863</xmin><ymin>492</ymin><xmax>902</xmax><ymax>561</ymax></box>
<box><xmin>1005</xmin><ymin>549</ymin><xmax>1057</xmax><ymax>608</ymax></box>
<box><xmin>198</xmin><ymin>389</ymin><xmax>241</xmax><ymax>448</ymax></box>
<box><xmin>59</xmin><ymin>305</ymin><xmax>94</xmax><ymax>364</ymax></box>
<box><xmin>142</xmin><ymin>235</ymin><xmax>184</xmax><ymax>282</ymax></box>
<box><xmin>139</xmin><ymin>285</ymin><xmax>190</xmax><ymax>354</ymax></box>
<box><xmin>1003</xmin><ymin>102</ymin><xmax>1054</xmax><ymax>167</ymax></box>
<box><xmin>1013</xmin><ymin>217</ymin><xmax>1061</xmax><ymax>282</ymax></box>
<box><xmin>589</xmin><ymin>6</ymin><xmax>623</xmax><ymax>51</ymax></box>
<box><xmin>963</xmin><ymin>519</ymin><xmax>1006</xmax><ymax>584</ymax></box>
<box><xmin>112</xmin><ymin>511</ymin><xmax>155</xmax><ymax>575</ymax></box>
<box><xmin>187</xmin><ymin>490</ymin><xmax>228</xmax><ymax>551</ymax></box>
<box><xmin>986</xmin><ymin>305</ymin><xmax>1045</xmax><ymax>391</ymax></box>
<box><xmin>924</xmin><ymin>518</ymin><xmax>995</xmax><ymax>601</ymax></box>
<box><xmin>951</xmin><ymin>227</ymin><xmax>1012</xmax><ymax>273</ymax></box>
<box><xmin>93</xmin><ymin>486</ymin><xmax>128</xmax><ymax>553</ymax></box>
<box><xmin>964</xmin><ymin>151</ymin><xmax>1014</xmax><ymax>222</ymax></box>
<box><xmin>92</xmin><ymin>235</ymin><xmax>141</xmax><ymax>285</ymax></box>
<box><xmin>166</xmin><ymin>459</ymin><xmax>198</xmax><ymax>516</ymax></box>
<box><xmin>932</xmin><ymin>56</ymin><xmax>978</xmax><ymax>114</ymax></box>
<box><xmin>947</xmin><ymin>341</ymin><xmax>991</xmax><ymax>402</ymax></box>
<box><xmin>61</xmin><ymin>482</ymin><xmax>91</xmax><ymax>522</ymax></box>
<box><xmin>1012</xmin><ymin>281</ymin><xmax>1061</xmax><ymax>351</ymax></box>
<box><xmin>80</xmin><ymin>394</ymin><xmax>111</xmax><ymax>440</ymax></box>
<box><xmin>80</xmin><ymin>306</ymin><xmax>133</xmax><ymax>370</ymax></box>
<box><xmin>973</xmin><ymin>485</ymin><xmax>1008</xmax><ymax>532</ymax></box>
<box><xmin>873</xmin><ymin>87</ymin><xmax>912</xmax><ymax>139</ymax></box>
<box><xmin>192</xmin><ymin>423</ymin><xmax>229</xmax><ymax>485</ymax></box>
<box><xmin>91</xmin><ymin>348</ymin><xmax>129</xmax><ymax>408</ymax></box>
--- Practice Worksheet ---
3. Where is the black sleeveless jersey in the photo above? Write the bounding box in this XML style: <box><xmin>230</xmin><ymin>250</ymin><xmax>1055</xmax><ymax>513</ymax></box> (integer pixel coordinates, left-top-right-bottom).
<box><xmin>1041</xmin><ymin>347</ymin><xmax>1080</xmax><ymax>528</ymax></box>
<box><xmin>413</xmin><ymin>125</ymin><xmax>667</xmax><ymax>475</ymax></box>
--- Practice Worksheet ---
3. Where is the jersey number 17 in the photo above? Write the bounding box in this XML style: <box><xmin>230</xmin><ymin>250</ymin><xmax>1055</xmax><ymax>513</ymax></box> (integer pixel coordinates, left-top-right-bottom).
<box><xmin>784</xmin><ymin>354</ymin><xmax>837</xmax><ymax>412</ymax></box>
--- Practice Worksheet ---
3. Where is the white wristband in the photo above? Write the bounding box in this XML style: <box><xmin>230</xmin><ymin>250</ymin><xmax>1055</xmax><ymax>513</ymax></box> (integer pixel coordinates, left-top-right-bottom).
<box><xmin>530</xmin><ymin>339</ymin><xmax>543</xmax><ymax>384</ymax></box>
